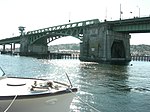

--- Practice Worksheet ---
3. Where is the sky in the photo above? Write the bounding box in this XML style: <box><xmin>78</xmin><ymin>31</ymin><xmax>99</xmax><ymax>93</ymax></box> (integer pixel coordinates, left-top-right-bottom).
<box><xmin>0</xmin><ymin>0</ymin><xmax>150</xmax><ymax>45</ymax></box>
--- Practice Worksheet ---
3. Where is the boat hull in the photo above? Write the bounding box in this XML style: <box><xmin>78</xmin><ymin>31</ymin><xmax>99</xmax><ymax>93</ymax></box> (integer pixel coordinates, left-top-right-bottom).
<box><xmin>0</xmin><ymin>92</ymin><xmax>75</xmax><ymax>112</ymax></box>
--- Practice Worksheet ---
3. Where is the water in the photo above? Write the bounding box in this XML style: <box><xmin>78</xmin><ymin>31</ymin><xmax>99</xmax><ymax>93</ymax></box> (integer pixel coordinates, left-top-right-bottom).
<box><xmin>0</xmin><ymin>55</ymin><xmax>150</xmax><ymax>112</ymax></box>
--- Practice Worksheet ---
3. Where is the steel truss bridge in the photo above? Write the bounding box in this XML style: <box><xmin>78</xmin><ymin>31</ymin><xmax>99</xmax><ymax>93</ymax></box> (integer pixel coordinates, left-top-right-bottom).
<box><xmin>27</xmin><ymin>19</ymin><xmax>99</xmax><ymax>44</ymax></box>
<box><xmin>1</xmin><ymin>17</ymin><xmax>150</xmax><ymax>45</ymax></box>
<box><xmin>1</xmin><ymin>16</ymin><xmax>150</xmax><ymax>63</ymax></box>
<box><xmin>0</xmin><ymin>19</ymin><xmax>99</xmax><ymax>45</ymax></box>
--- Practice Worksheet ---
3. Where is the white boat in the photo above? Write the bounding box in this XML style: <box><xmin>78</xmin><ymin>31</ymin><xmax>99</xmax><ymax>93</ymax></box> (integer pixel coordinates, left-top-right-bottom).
<box><xmin>0</xmin><ymin>70</ymin><xmax>77</xmax><ymax>112</ymax></box>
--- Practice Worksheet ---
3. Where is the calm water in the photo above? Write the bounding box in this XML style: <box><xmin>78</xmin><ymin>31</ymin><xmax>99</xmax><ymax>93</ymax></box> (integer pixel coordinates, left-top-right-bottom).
<box><xmin>0</xmin><ymin>55</ymin><xmax>150</xmax><ymax>112</ymax></box>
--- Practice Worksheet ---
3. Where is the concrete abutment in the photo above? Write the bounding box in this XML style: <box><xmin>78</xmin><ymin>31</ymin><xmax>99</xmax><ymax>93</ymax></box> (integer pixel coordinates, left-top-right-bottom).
<box><xmin>20</xmin><ymin>35</ymin><xmax>48</xmax><ymax>56</ymax></box>
<box><xmin>79</xmin><ymin>24</ymin><xmax>131</xmax><ymax>63</ymax></box>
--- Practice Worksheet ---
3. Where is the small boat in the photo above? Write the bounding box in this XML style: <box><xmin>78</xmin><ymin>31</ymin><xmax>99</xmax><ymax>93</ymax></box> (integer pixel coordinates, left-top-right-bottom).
<box><xmin>0</xmin><ymin>68</ymin><xmax>77</xmax><ymax>112</ymax></box>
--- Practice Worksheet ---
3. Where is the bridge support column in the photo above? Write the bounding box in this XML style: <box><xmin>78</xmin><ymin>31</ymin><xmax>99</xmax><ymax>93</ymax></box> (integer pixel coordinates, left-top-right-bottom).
<box><xmin>28</xmin><ymin>41</ymin><xmax>48</xmax><ymax>55</ymax></box>
<box><xmin>10</xmin><ymin>43</ymin><xmax>12</xmax><ymax>52</ymax></box>
<box><xmin>3</xmin><ymin>44</ymin><xmax>5</xmax><ymax>51</ymax></box>
<box><xmin>20</xmin><ymin>35</ymin><xmax>48</xmax><ymax>56</ymax></box>
<box><xmin>106</xmin><ymin>30</ymin><xmax>131</xmax><ymax>62</ymax></box>
<box><xmin>80</xmin><ymin>24</ymin><xmax>131</xmax><ymax>63</ymax></box>
<box><xmin>13</xmin><ymin>43</ymin><xmax>15</xmax><ymax>51</ymax></box>
<box><xmin>20</xmin><ymin>35</ymin><xmax>29</xmax><ymax>55</ymax></box>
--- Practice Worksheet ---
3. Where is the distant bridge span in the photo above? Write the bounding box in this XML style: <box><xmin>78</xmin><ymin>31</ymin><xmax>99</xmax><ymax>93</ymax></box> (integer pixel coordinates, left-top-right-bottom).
<box><xmin>109</xmin><ymin>17</ymin><xmax>150</xmax><ymax>33</ymax></box>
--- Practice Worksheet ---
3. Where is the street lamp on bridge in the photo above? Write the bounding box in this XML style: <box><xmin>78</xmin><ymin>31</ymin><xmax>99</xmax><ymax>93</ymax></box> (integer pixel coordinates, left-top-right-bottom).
<box><xmin>137</xmin><ymin>6</ymin><xmax>140</xmax><ymax>17</ymax></box>
<box><xmin>120</xmin><ymin>4</ymin><xmax>123</xmax><ymax>20</ymax></box>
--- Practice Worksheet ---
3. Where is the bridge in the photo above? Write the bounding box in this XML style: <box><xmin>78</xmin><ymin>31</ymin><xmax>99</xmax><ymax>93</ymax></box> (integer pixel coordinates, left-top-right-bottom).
<box><xmin>0</xmin><ymin>17</ymin><xmax>150</xmax><ymax>62</ymax></box>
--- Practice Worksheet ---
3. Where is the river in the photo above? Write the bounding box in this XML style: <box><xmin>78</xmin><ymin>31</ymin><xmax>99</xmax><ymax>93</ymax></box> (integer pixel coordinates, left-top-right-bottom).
<box><xmin>0</xmin><ymin>55</ymin><xmax>150</xmax><ymax>112</ymax></box>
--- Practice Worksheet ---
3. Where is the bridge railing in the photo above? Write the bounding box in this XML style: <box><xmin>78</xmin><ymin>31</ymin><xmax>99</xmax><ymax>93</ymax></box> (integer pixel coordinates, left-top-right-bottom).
<box><xmin>131</xmin><ymin>56</ymin><xmax>150</xmax><ymax>62</ymax></box>
<box><xmin>26</xmin><ymin>19</ymin><xmax>99</xmax><ymax>35</ymax></box>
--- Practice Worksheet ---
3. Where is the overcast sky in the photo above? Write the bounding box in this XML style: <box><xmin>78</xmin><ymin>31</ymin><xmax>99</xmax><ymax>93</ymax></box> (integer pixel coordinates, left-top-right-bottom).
<box><xmin>0</xmin><ymin>0</ymin><xmax>150</xmax><ymax>45</ymax></box>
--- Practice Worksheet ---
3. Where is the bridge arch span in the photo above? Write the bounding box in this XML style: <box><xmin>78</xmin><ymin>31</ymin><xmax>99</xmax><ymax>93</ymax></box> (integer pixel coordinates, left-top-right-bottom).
<box><xmin>29</xmin><ymin>30</ymin><xmax>83</xmax><ymax>45</ymax></box>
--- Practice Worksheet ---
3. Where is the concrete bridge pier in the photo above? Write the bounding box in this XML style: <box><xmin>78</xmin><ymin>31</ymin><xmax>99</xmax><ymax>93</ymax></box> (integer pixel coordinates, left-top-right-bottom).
<box><xmin>20</xmin><ymin>35</ymin><xmax>48</xmax><ymax>56</ymax></box>
<box><xmin>105</xmin><ymin>30</ymin><xmax>131</xmax><ymax>62</ymax></box>
<box><xmin>10</xmin><ymin>43</ymin><xmax>12</xmax><ymax>52</ymax></box>
<box><xmin>28</xmin><ymin>38</ymin><xmax>48</xmax><ymax>55</ymax></box>
<box><xmin>13</xmin><ymin>43</ymin><xmax>15</xmax><ymax>51</ymax></box>
<box><xmin>2</xmin><ymin>43</ymin><xmax>13</xmax><ymax>51</ymax></box>
<box><xmin>1</xmin><ymin>43</ymin><xmax>14</xmax><ymax>54</ymax></box>
<box><xmin>19</xmin><ymin>26</ymin><xmax>47</xmax><ymax>56</ymax></box>
<box><xmin>80</xmin><ymin>24</ymin><xmax>131</xmax><ymax>63</ymax></box>
<box><xmin>2</xmin><ymin>44</ymin><xmax>5</xmax><ymax>52</ymax></box>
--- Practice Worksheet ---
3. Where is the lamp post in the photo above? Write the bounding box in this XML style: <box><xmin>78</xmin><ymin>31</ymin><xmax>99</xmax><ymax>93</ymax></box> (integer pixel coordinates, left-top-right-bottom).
<box><xmin>68</xmin><ymin>12</ymin><xmax>71</xmax><ymax>23</ymax></box>
<box><xmin>137</xmin><ymin>6</ymin><xmax>140</xmax><ymax>17</ymax></box>
<box><xmin>120</xmin><ymin>4</ymin><xmax>123</xmax><ymax>20</ymax></box>
<box><xmin>130</xmin><ymin>11</ymin><xmax>133</xmax><ymax>18</ymax></box>
<box><xmin>138</xmin><ymin>7</ymin><xmax>140</xmax><ymax>17</ymax></box>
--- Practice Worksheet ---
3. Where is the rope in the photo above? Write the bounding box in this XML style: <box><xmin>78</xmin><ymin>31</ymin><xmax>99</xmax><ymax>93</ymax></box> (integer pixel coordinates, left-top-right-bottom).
<box><xmin>70</xmin><ymin>89</ymin><xmax>101</xmax><ymax>112</ymax></box>
<box><xmin>4</xmin><ymin>95</ymin><xmax>17</xmax><ymax>112</ymax></box>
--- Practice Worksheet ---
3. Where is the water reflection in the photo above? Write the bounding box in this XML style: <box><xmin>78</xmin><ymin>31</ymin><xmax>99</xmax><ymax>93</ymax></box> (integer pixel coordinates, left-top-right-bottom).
<box><xmin>78</xmin><ymin>63</ymin><xmax>131</xmax><ymax>92</ymax></box>
<box><xmin>71</xmin><ymin>62</ymin><xmax>132</xmax><ymax>112</ymax></box>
